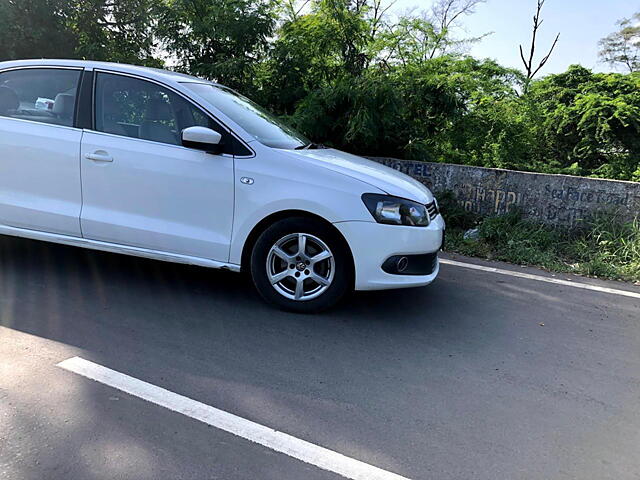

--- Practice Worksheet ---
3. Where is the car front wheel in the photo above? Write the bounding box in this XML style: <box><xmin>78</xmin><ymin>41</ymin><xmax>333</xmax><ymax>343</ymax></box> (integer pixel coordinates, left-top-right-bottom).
<box><xmin>250</xmin><ymin>217</ymin><xmax>352</xmax><ymax>313</ymax></box>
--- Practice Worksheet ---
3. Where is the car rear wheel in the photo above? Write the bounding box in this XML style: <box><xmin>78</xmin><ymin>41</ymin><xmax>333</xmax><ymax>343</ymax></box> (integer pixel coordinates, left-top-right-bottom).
<box><xmin>250</xmin><ymin>217</ymin><xmax>352</xmax><ymax>313</ymax></box>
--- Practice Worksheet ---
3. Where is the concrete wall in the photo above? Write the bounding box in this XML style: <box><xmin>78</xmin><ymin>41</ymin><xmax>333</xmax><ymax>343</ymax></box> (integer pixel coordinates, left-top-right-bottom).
<box><xmin>369</xmin><ymin>157</ymin><xmax>640</xmax><ymax>228</ymax></box>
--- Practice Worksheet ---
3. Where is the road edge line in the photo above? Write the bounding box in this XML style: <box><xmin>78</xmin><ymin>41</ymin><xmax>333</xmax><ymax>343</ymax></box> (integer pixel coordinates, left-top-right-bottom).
<box><xmin>440</xmin><ymin>259</ymin><xmax>640</xmax><ymax>299</ymax></box>
<box><xmin>57</xmin><ymin>356</ymin><xmax>411</xmax><ymax>480</ymax></box>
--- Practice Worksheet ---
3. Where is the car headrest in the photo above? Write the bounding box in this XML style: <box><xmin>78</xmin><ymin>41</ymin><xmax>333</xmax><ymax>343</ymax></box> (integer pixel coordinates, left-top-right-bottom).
<box><xmin>144</xmin><ymin>97</ymin><xmax>174</xmax><ymax>122</ymax></box>
<box><xmin>53</xmin><ymin>93</ymin><xmax>75</xmax><ymax>119</ymax></box>
<box><xmin>0</xmin><ymin>86</ymin><xmax>19</xmax><ymax>115</ymax></box>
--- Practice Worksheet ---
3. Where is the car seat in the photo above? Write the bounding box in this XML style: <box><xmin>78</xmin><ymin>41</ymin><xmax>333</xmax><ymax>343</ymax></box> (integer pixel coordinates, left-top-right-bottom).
<box><xmin>52</xmin><ymin>93</ymin><xmax>75</xmax><ymax>125</ymax></box>
<box><xmin>139</xmin><ymin>97</ymin><xmax>178</xmax><ymax>145</ymax></box>
<box><xmin>0</xmin><ymin>86</ymin><xmax>19</xmax><ymax>116</ymax></box>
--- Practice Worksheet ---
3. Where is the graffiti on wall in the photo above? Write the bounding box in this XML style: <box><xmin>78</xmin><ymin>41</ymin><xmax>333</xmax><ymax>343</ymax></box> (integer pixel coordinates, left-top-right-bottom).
<box><xmin>455</xmin><ymin>184</ymin><xmax>522</xmax><ymax>215</ymax></box>
<box><xmin>373</xmin><ymin>158</ymin><xmax>640</xmax><ymax>228</ymax></box>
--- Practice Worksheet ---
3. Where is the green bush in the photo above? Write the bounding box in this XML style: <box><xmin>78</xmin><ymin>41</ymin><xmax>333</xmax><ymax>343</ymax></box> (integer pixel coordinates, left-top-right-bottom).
<box><xmin>445</xmin><ymin>208</ymin><xmax>640</xmax><ymax>283</ymax></box>
<box><xmin>435</xmin><ymin>191</ymin><xmax>478</xmax><ymax>230</ymax></box>
<box><xmin>567</xmin><ymin>215</ymin><xmax>640</xmax><ymax>280</ymax></box>
<box><xmin>287</xmin><ymin>61</ymin><xmax>640</xmax><ymax>182</ymax></box>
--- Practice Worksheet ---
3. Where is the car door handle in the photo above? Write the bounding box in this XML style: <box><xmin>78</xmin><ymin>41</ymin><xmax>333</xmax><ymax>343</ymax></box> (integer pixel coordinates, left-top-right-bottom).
<box><xmin>85</xmin><ymin>152</ymin><xmax>113</xmax><ymax>162</ymax></box>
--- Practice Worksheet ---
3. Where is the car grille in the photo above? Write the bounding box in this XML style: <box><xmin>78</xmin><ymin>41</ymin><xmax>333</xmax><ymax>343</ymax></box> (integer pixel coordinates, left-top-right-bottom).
<box><xmin>426</xmin><ymin>201</ymin><xmax>439</xmax><ymax>220</ymax></box>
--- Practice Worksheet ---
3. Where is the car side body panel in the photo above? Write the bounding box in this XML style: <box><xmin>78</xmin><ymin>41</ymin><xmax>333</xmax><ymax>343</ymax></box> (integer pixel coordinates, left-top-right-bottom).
<box><xmin>80</xmin><ymin>130</ymin><xmax>235</xmax><ymax>261</ymax></box>
<box><xmin>0</xmin><ymin>117</ymin><xmax>83</xmax><ymax>237</ymax></box>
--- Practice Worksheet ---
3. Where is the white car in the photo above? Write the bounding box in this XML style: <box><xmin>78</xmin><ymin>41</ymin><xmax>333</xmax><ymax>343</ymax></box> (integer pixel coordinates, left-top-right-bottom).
<box><xmin>0</xmin><ymin>60</ymin><xmax>445</xmax><ymax>312</ymax></box>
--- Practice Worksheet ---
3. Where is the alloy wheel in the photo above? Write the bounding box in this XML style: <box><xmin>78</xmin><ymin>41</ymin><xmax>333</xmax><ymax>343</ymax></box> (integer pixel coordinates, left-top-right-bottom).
<box><xmin>266</xmin><ymin>233</ymin><xmax>335</xmax><ymax>301</ymax></box>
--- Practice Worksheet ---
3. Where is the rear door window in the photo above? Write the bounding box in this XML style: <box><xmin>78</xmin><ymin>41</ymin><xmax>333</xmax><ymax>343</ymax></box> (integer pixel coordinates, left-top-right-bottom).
<box><xmin>0</xmin><ymin>68</ymin><xmax>81</xmax><ymax>127</ymax></box>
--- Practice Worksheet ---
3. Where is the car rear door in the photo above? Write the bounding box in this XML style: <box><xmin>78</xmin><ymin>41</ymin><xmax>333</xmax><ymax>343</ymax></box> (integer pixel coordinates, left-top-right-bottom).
<box><xmin>79</xmin><ymin>71</ymin><xmax>236</xmax><ymax>261</ymax></box>
<box><xmin>0</xmin><ymin>66</ymin><xmax>83</xmax><ymax>236</ymax></box>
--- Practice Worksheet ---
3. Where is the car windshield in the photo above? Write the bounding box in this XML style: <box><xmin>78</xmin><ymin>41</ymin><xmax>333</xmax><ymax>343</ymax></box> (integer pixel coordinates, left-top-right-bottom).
<box><xmin>183</xmin><ymin>83</ymin><xmax>309</xmax><ymax>149</ymax></box>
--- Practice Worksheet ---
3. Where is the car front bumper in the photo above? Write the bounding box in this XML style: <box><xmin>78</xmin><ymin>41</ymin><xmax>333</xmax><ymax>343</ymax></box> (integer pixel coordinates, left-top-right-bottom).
<box><xmin>334</xmin><ymin>215</ymin><xmax>445</xmax><ymax>291</ymax></box>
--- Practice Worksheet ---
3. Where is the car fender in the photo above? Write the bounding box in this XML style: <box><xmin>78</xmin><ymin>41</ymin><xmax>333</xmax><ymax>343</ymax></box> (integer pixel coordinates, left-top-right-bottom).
<box><xmin>229</xmin><ymin>147</ymin><xmax>383</xmax><ymax>265</ymax></box>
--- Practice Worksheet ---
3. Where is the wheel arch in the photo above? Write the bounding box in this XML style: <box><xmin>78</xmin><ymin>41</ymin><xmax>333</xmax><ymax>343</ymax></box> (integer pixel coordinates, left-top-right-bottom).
<box><xmin>240</xmin><ymin>210</ymin><xmax>355</xmax><ymax>282</ymax></box>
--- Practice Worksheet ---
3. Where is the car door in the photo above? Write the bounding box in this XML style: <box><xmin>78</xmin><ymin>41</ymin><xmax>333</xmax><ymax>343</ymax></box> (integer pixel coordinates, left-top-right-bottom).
<box><xmin>0</xmin><ymin>67</ymin><xmax>83</xmax><ymax>236</ymax></box>
<box><xmin>80</xmin><ymin>71</ymin><xmax>235</xmax><ymax>261</ymax></box>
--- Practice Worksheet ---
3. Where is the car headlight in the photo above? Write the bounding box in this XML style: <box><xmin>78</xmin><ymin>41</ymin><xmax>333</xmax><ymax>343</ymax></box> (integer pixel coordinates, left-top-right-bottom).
<box><xmin>362</xmin><ymin>193</ymin><xmax>430</xmax><ymax>227</ymax></box>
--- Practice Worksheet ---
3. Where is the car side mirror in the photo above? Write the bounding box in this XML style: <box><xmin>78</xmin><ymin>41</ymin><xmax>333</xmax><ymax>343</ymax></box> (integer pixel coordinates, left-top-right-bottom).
<box><xmin>182</xmin><ymin>126</ymin><xmax>223</xmax><ymax>154</ymax></box>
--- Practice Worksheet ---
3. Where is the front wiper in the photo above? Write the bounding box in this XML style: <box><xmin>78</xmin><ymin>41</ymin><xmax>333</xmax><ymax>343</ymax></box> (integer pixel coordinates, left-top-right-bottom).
<box><xmin>294</xmin><ymin>143</ymin><xmax>326</xmax><ymax>150</ymax></box>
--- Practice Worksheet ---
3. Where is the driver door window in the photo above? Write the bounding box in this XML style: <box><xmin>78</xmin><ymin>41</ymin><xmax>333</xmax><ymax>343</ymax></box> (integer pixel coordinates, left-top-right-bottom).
<box><xmin>95</xmin><ymin>72</ymin><xmax>225</xmax><ymax>148</ymax></box>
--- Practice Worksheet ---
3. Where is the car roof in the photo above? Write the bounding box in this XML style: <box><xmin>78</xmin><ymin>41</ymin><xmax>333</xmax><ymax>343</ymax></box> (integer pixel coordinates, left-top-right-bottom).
<box><xmin>0</xmin><ymin>59</ymin><xmax>217</xmax><ymax>86</ymax></box>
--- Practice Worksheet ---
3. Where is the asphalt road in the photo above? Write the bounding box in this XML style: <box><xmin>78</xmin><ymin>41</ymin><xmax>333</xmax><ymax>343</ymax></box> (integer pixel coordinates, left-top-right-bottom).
<box><xmin>1</xmin><ymin>234</ymin><xmax>639</xmax><ymax>480</ymax></box>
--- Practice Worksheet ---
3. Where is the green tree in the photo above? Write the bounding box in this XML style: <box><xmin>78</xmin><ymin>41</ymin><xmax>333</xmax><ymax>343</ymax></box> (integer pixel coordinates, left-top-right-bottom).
<box><xmin>2</xmin><ymin>0</ymin><xmax>636</xmax><ymax>184</ymax></box>
<box><xmin>254</xmin><ymin>0</ymin><xmax>380</xmax><ymax>114</ymax></box>
<box><xmin>373</xmin><ymin>16</ymin><xmax>440</xmax><ymax>67</ymax></box>
<box><xmin>426</xmin><ymin>58</ymin><xmax>530</xmax><ymax>168</ymax></box>
<box><xmin>155</xmin><ymin>0</ymin><xmax>277</xmax><ymax>93</ymax></box>
<box><xmin>528</xmin><ymin>65</ymin><xmax>640</xmax><ymax>180</ymax></box>
<box><xmin>69</xmin><ymin>0</ymin><xmax>160</xmax><ymax>65</ymax></box>
<box><xmin>370</xmin><ymin>0</ymin><xmax>488</xmax><ymax>68</ymax></box>
<box><xmin>0</xmin><ymin>0</ymin><xmax>77</xmax><ymax>61</ymax></box>
<box><xmin>428</xmin><ymin>0</ymin><xmax>488</xmax><ymax>58</ymax></box>
<box><xmin>599</xmin><ymin>12</ymin><xmax>640</xmax><ymax>73</ymax></box>
<box><xmin>290</xmin><ymin>57</ymin><xmax>522</xmax><ymax>161</ymax></box>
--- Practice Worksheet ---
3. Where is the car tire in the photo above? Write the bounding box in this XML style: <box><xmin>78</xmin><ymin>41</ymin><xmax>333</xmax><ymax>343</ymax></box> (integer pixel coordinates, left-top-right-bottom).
<box><xmin>250</xmin><ymin>217</ymin><xmax>352</xmax><ymax>313</ymax></box>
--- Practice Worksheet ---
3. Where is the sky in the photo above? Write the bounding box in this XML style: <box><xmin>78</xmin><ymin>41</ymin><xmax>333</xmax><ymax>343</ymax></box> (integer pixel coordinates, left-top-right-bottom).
<box><xmin>391</xmin><ymin>0</ymin><xmax>638</xmax><ymax>75</ymax></box>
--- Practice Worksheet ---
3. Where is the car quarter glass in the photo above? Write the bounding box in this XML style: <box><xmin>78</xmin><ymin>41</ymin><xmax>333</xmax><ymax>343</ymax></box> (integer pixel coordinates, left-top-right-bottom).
<box><xmin>0</xmin><ymin>68</ymin><xmax>81</xmax><ymax>127</ymax></box>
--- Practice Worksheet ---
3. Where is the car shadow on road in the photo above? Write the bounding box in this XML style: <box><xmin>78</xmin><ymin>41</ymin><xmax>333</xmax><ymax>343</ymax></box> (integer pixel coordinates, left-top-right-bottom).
<box><xmin>0</xmin><ymin>234</ymin><xmax>441</xmax><ymax>326</ymax></box>
<box><xmin>0</xmin><ymin>234</ymin><xmax>466</xmax><ymax>385</ymax></box>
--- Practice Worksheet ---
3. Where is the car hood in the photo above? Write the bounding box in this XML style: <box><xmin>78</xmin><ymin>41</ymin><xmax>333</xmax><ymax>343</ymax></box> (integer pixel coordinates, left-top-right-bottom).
<box><xmin>277</xmin><ymin>148</ymin><xmax>434</xmax><ymax>204</ymax></box>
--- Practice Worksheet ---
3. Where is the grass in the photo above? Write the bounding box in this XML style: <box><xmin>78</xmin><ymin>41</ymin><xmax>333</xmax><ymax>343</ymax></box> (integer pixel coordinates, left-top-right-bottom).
<box><xmin>438</xmin><ymin>192</ymin><xmax>640</xmax><ymax>284</ymax></box>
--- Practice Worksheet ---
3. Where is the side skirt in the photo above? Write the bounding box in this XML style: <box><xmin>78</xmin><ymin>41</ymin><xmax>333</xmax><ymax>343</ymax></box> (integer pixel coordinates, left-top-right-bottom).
<box><xmin>0</xmin><ymin>224</ymin><xmax>241</xmax><ymax>272</ymax></box>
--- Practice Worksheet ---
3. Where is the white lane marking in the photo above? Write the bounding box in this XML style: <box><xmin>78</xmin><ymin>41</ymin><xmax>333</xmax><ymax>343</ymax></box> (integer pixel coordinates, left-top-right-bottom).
<box><xmin>440</xmin><ymin>259</ymin><xmax>640</xmax><ymax>300</ymax></box>
<box><xmin>57</xmin><ymin>357</ymin><xmax>410</xmax><ymax>480</ymax></box>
